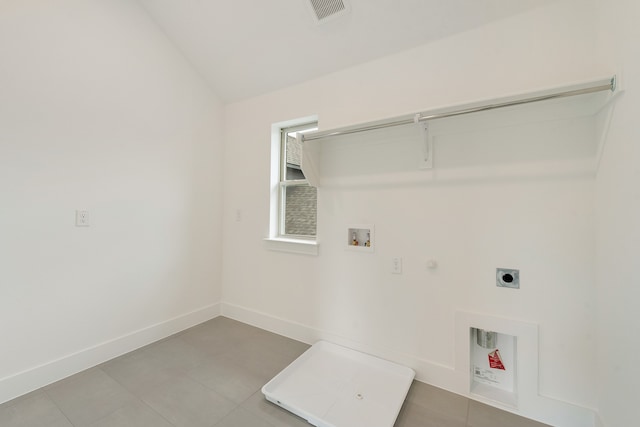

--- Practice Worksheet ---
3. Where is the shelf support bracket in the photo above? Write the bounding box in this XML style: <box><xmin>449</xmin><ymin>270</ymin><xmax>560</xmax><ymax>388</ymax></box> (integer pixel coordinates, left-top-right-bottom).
<box><xmin>417</xmin><ymin>117</ymin><xmax>433</xmax><ymax>169</ymax></box>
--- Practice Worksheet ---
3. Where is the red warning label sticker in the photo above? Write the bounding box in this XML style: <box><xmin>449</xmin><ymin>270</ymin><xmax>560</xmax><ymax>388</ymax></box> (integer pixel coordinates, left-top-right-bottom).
<box><xmin>488</xmin><ymin>349</ymin><xmax>506</xmax><ymax>370</ymax></box>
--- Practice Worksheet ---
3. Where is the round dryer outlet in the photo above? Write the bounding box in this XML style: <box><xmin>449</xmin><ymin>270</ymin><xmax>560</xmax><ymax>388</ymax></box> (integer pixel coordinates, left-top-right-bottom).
<box><xmin>496</xmin><ymin>268</ymin><xmax>519</xmax><ymax>289</ymax></box>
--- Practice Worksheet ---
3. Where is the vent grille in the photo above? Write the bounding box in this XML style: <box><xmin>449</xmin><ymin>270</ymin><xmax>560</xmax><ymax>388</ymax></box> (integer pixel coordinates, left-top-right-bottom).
<box><xmin>308</xmin><ymin>0</ymin><xmax>348</xmax><ymax>22</ymax></box>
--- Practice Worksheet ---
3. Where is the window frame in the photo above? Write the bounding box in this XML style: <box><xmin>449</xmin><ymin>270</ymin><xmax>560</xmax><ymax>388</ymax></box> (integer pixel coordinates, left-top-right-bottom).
<box><xmin>264</xmin><ymin>116</ymin><xmax>319</xmax><ymax>255</ymax></box>
<box><xmin>278</xmin><ymin>122</ymin><xmax>318</xmax><ymax>240</ymax></box>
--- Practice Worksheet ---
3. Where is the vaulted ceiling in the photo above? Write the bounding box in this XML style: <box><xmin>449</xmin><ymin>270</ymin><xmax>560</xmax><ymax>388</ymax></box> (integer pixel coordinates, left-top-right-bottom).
<box><xmin>138</xmin><ymin>0</ymin><xmax>557</xmax><ymax>103</ymax></box>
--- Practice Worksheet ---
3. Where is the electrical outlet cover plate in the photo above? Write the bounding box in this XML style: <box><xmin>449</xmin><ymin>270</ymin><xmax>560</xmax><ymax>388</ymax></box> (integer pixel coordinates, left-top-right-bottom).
<box><xmin>391</xmin><ymin>257</ymin><xmax>403</xmax><ymax>274</ymax></box>
<box><xmin>496</xmin><ymin>268</ymin><xmax>519</xmax><ymax>289</ymax></box>
<box><xmin>75</xmin><ymin>210</ymin><xmax>89</xmax><ymax>227</ymax></box>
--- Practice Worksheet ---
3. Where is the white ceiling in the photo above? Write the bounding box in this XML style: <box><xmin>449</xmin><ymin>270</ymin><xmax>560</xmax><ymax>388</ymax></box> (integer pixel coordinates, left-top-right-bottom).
<box><xmin>138</xmin><ymin>0</ymin><xmax>557</xmax><ymax>103</ymax></box>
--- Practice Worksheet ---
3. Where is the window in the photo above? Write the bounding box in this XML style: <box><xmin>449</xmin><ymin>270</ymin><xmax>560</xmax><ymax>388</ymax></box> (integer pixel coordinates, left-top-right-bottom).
<box><xmin>278</xmin><ymin>122</ymin><xmax>318</xmax><ymax>238</ymax></box>
<box><xmin>266</xmin><ymin>117</ymin><xmax>319</xmax><ymax>254</ymax></box>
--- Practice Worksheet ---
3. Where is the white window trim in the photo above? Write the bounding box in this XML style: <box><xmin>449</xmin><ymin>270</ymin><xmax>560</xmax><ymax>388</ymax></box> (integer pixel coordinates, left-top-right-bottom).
<box><xmin>265</xmin><ymin>115</ymin><xmax>319</xmax><ymax>255</ymax></box>
<box><xmin>263</xmin><ymin>236</ymin><xmax>318</xmax><ymax>255</ymax></box>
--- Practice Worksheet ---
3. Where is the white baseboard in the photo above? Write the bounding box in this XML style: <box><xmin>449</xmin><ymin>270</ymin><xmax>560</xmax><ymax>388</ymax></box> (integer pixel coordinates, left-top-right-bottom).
<box><xmin>0</xmin><ymin>303</ymin><xmax>221</xmax><ymax>405</ymax></box>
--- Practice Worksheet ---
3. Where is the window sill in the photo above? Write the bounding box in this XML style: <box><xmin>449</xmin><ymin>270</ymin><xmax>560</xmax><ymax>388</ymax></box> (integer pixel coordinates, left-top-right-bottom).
<box><xmin>263</xmin><ymin>237</ymin><xmax>319</xmax><ymax>256</ymax></box>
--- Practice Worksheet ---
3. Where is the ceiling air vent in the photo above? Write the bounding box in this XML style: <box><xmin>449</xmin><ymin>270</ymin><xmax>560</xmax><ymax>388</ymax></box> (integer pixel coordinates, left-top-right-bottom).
<box><xmin>307</xmin><ymin>0</ymin><xmax>350</xmax><ymax>23</ymax></box>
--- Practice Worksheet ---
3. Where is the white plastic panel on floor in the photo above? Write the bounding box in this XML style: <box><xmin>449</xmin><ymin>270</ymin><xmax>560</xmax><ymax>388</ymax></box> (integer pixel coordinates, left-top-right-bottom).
<box><xmin>262</xmin><ymin>341</ymin><xmax>415</xmax><ymax>427</ymax></box>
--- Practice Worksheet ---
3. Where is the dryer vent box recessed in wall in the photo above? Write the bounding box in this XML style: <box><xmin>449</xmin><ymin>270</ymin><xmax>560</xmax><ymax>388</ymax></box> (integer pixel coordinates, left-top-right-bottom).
<box><xmin>307</xmin><ymin>0</ymin><xmax>351</xmax><ymax>23</ymax></box>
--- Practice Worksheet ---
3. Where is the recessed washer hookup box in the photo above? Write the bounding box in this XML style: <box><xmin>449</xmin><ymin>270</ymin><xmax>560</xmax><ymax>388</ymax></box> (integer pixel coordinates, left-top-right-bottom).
<box><xmin>262</xmin><ymin>340</ymin><xmax>415</xmax><ymax>427</ymax></box>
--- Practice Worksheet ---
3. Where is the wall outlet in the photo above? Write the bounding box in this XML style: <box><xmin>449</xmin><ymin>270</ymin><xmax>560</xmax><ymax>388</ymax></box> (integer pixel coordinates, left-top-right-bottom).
<box><xmin>391</xmin><ymin>257</ymin><xmax>403</xmax><ymax>274</ymax></box>
<box><xmin>75</xmin><ymin>210</ymin><xmax>89</xmax><ymax>227</ymax></box>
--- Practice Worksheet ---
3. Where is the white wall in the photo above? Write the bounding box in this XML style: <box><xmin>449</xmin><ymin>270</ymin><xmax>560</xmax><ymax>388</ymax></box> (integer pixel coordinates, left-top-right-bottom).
<box><xmin>3</xmin><ymin>1</ymin><xmax>634</xmax><ymax>425</ymax></box>
<box><xmin>594</xmin><ymin>1</ymin><xmax>640</xmax><ymax>426</ymax></box>
<box><xmin>0</xmin><ymin>0</ymin><xmax>223</xmax><ymax>402</ymax></box>
<box><xmin>222</xmin><ymin>1</ymin><xmax>609</xmax><ymax>426</ymax></box>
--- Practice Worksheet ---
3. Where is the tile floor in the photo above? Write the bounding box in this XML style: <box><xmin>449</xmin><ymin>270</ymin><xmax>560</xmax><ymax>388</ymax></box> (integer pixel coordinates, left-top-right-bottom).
<box><xmin>0</xmin><ymin>317</ymin><xmax>550</xmax><ymax>427</ymax></box>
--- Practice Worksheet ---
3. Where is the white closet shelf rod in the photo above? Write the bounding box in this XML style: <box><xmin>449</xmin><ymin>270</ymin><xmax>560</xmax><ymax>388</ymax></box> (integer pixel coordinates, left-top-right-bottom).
<box><xmin>301</xmin><ymin>76</ymin><xmax>617</xmax><ymax>143</ymax></box>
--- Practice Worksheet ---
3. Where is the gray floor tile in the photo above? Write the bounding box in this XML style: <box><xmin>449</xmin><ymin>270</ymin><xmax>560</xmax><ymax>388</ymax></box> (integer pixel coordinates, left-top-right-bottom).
<box><xmin>404</xmin><ymin>380</ymin><xmax>469</xmax><ymax>423</ymax></box>
<box><xmin>224</xmin><ymin>341</ymin><xmax>301</xmax><ymax>384</ymax></box>
<box><xmin>180</xmin><ymin>317</ymin><xmax>262</xmax><ymax>355</ymax></box>
<box><xmin>139</xmin><ymin>373</ymin><xmax>236</xmax><ymax>427</ymax></box>
<box><xmin>101</xmin><ymin>350</ymin><xmax>184</xmax><ymax>396</ymax></box>
<box><xmin>241</xmin><ymin>391</ymin><xmax>309</xmax><ymax>427</ymax></box>
<box><xmin>143</xmin><ymin>336</ymin><xmax>212</xmax><ymax>370</ymax></box>
<box><xmin>247</xmin><ymin>329</ymin><xmax>311</xmax><ymax>360</ymax></box>
<box><xmin>215</xmin><ymin>406</ymin><xmax>275</xmax><ymax>427</ymax></box>
<box><xmin>46</xmin><ymin>368</ymin><xmax>139</xmax><ymax>427</ymax></box>
<box><xmin>467</xmin><ymin>400</ymin><xmax>551</xmax><ymax>427</ymax></box>
<box><xmin>87</xmin><ymin>401</ymin><xmax>174</xmax><ymax>427</ymax></box>
<box><xmin>187</xmin><ymin>352</ymin><xmax>266</xmax><ymax>404</ymax></box>
<box><xmin>395</xmin><ymin>400</ymin><xmax>466</xmax><ymax>427</ymax></box>
<box><xmin>0</xmin><ymin>392</ymin><xmax>73</xmax><ymax>427</ymax></box>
